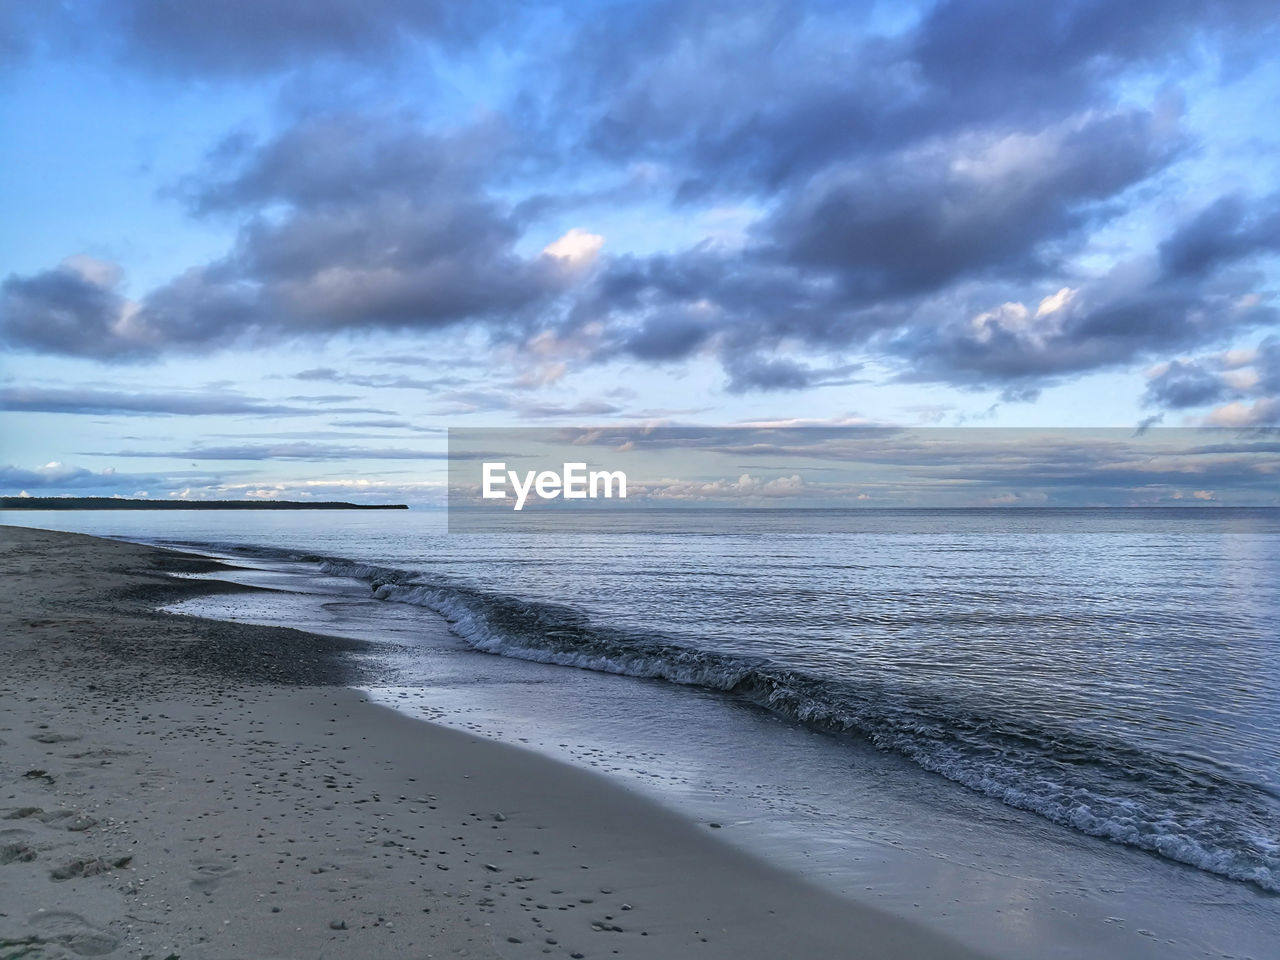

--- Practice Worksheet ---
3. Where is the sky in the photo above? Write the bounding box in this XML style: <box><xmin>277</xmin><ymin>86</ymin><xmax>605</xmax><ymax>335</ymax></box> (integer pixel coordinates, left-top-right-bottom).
<box><xmin>1</xmin><ymin>0</ymin><xmax>1278</xmax><ymax>506</ymax></box>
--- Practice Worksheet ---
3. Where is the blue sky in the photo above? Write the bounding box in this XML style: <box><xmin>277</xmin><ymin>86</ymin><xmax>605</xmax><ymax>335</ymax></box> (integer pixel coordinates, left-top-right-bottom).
<box><xmin>1</xmin><ymin>1</ymin><xmax>1278</xmax><ymax>505</ymax></box>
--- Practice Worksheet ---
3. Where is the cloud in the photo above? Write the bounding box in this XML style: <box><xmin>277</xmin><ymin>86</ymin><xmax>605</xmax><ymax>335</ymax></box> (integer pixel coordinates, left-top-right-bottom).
<box><xmin>328</xmin><ymin>418</ymin><xmax>444</xmax><ymax>433</ymax></box>
<box><xmin>0</xmin><ymin>386</ymin><xmax>375</xmax><ymax>417</ymax></box>
<box><xmin>0</xmin><ymin>461</ymin><xmax>143</xmax><ymax>490</ymax></box>
<box><xmin>0</xmin><ymin>461</ymin><xmax>250</xmax><ymax>499</ymax></box>
<box><xmin>534</xmin><ymin>1</ymin><xmax>1278</xmax><ymax>392</ymax></box>
<box><xmin>87</xmin><ymin>442</ymin><xmax>448</xmax><ymax>461</ymax></box>
<box><xmin>4</xmin><ymin>0</ymin><xmax>1278</xmax><ymax>402</ymax></box>
<box><xmin>890</xmin><ymin>268</ymin><xmax>1276</xmax><ymax>389</ymax></box>
<box><xmin>8</xmin><ymin>0</ymin><xmax>504</xmax><ymax>77</ymax></box>
<box><xmin>516</xmin><ymin>400</ymin><xmax>622</xmax><ymax>419</ymax></box>
<box><xmin>635</xmin><ymin>472</ymin><xmax>806</xmax><ymax>501</ymax></box>
<box><xmin>542</xmin><ymin>228</ymin><xmax>605</xmax><ymax>265</ymax></box>
<box><xmin>1205</xmin><ymin>399</ymin><xmax>1280</xmax><ymax>427</ymax></box>
<box><xmin>0</xmin><ymin>257</ymin><xmax>139</xmax><ymax>359</ymax></box>
<box><xmin>620</xmin><ymin>310</ymin><xmax>712</xmax><ymax>361</ymax></box>
<box><xmin>552</xmin><ymin>77</ymin><xmax>1279</xmax><ymax>395</ymax></box>
<box><xmin>294</xmin><ymin>367</ymin><xmax>471</xmax><ymax>391</ymax></box>
<box><xmin>211</xmin><ymin>476</ymin><xmax>447</xmax><ymax>505</ymax></box>
<box><xmin>567</xmin><ymin>0</ymin><xmax>1270</xmax><ymax>198</ymax></box>
<box><xmin>723</xmin><ymin>357</ymin><xmax>862</xmax><ymax>393</ymax></box>
<box><xmin>0</xmin><ymin>459</ymin><xmax>447</xmax><ymax>503</ymax></box>
<box><xmin>1159</xmin><ymin>192</ymin><xmax>1280</xmax><ymax>279</ymax></box>
<box><xmin>1144</xmin><ymin>360</ymin><xmax>1232</xmax><ymax>409</ymax></box>
<box><xmin>3</xmin><ymin>115</ymin><xmax>584</xmax><ymax>360</ymax></box>
<box><xmin>766</xmin><ymin>109</ymin><xmax>1181</xmax><ymax>300</ymax></box>
<box><xmin>428</xmin><ymin>389</ymin><xmax>514</xmax><ymax>416</ymax></box>
<box><xmin>120</xmin><ymin>0</ymin><xmax>480</xmax><ymax>76</ymax></box>
<box><xmin>569</xmin><ymin>147</ymin><xmax>1275</xmax><ymax>393</ymax></box>
<box><xmin>1143</xmin><ymin>338</ymin><xmax>1280</xmax><ymax>425</ymax></box>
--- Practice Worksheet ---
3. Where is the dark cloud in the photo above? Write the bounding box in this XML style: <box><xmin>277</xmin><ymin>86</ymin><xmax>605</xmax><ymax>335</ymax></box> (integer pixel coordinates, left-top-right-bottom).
<box><xmin>1144</xmin><ymin>359</ymin><xmax>1231</xmax><ymax>409</ymax></box>
<box><xmin>908</xmin><ymin>0</ymin><xmax>1267</xmax><ymax>110</ymax></box>
<box><xmin>88</xmin><ymin>442</ymin><xmax>447</xmax><ymax>461</ymax></box>
<box><xmin>580</xmin><ymin>247</ymin><xmax>879</xmax><ymax>370</ymax></box>
<box><xmin>724</xmin><ymin>357</ymin><xmax>813</xmax><ymax>393</ymax></box>
<box><xmin>516</xmin><ymin>400</ymin><xmax>621</xmax><ymax>419</ymax></box>
<box><xmin>621</xmin><ymin>312</ymin><xmax>711</xmax><ymax>361</ymax></box>
<box><xmin>172</xmin><ymin>116</ymin><xmax>567</xmax><ymax>333</ymax></box>
<box><xmin>724</xmin><ymin>357</ymin><xmax>863</xmax><ymax>393</ymax></box>
<box><xmin>3</xmin><ymin>116</ymin><xmax>578</xmax><ymax>359</ymax></box>
<box><xmin>528</xmin><ymin>0</ymin><xmax>1277</xmax><ymax>393</ymax></box>
<box><xmin>0</xmin><ymin>386</ymin><xmax>372</xmax><ymax>417</ymax></box>
<box><xmin>0</xmin><ymin>462</ymin><xmax>151</xmax><ymax>491</ymax></box>
<box><xmin>873</xmin><ymin>185</ymin><xmax>1280</xmax><ymax>392</ymax></box>
<box><xmin>891</xmin><ymin>280</ymin><xmax>1276</xmax><ymax>389</ymax></box>
<box><xmin>7</xmin><ymin>0</ymin><xmax>507</xmax><ymax>77</ymax></box>
<box><xmin>1159</xmin><ymin>193</ymin><xmax>1280</xmax><ymax>279</ymax></box>
<box><xmin>328</xmin><ymin>418</ymin><xmax>444</xmax><ymax>432</ymax></box>
<box><xmin>282</xmin><ymin>393</ymin><xmax>363</xmax><ymax>403</ymax></box>
<box><xmin>574</xmin><ymin>184</ymin><xmax>1279</xmax><ymax>393</ymax></box>
<box><xmin>122</xmin><ymin>1</ymin><xmax>465</xmax><ymax>76</ymax></box>
<box><xmin>766</xmin><ymin>109</ymin><xmax>1179</xmax><ymax>300</ymax></box>
<box><xmin>5</xmin><ymin>0</ymin><xmax>1278</xmax><ymax>401</ymax></box>
<box><xmin>184</xmin><ymin>115</ymin><xmax>497</xmax><ymax>214</ymax></box>
<box><xmin>423</xmin><ymin>390</ymin><xmax>624</xmax><ymax>420</ymax></box>
<box><xmin>1141</xmin><ymin>339</ymin><xmax>1280</xmax><ymax>425</ymax></box>
<box><xmin>294</xmin><ymin>367</ymin><xmax>471</xmax><ymax>390</ymax></box>
<box><xmin>1133</xmin><ymin>413</ymin><xmax>1165</xmax><ymax>435</ymax></box>
<box><xmin>569</xmin><ymin>0</ymin><xmax>1273</xmax><ymax>198</ymax></box>
<box><xmin>560</xmin><ymin>97</ymin><xmax>1266</xmax><ymax>393</ymax></box>
<box><xmin>0</xmin><ymin>260</ymin><xmax>137</xmax><ymax>359</ymax></box>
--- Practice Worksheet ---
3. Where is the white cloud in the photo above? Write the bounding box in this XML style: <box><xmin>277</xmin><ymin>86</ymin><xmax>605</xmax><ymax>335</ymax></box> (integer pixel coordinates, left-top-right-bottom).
<box><xmin>970</xmin><ymin>287</ymin><xmax>1076</xmax><ymax>348</ymax></box>
<box><xmin>63</xmin><ymin>254</ymin><xmax>121</xmax><ymax>288</ymax></box>
<box><xmin>1205</xmin><ymin>397</ymin><xmax>1280</xmax><ymax>426</ymax></box>
<box><xmin>542</xmin><ymin>228</ymin><xmax>604</xmax><ymax>264</ymax></box>
<box><xmin>1035</xmin><ymin>286</ymin><xmax>1076</xmax><ymax>317</ymax></box>
<box><xmin>638</xmin><ymin>472</ymin><xmax>806</xmax><ymax>501</ymax></box>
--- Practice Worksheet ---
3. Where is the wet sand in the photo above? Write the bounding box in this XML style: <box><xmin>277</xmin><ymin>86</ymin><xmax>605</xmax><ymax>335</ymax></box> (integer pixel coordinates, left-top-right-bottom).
<box><xmin>0</xmin><ymin>525</ymin><xmax>992</xmax><ymax>959</ymax></box>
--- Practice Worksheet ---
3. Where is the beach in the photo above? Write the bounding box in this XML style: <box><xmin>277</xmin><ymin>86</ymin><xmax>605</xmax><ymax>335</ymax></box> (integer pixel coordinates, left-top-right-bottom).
<box><xmin>0</xmin><ymin>524</ymin><xmax>993</xmax><ymax>959</ymax></box>
<box><xmin>8</xmin><ymin>1</ymin><xmax>1280</xmax><ymax>955</ymax></box>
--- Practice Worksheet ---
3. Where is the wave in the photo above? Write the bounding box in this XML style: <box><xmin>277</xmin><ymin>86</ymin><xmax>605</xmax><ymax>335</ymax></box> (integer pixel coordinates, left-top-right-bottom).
<box><xmin>308</xmin><ymin>556</ymin><xmax>1280</xmax><ymax>894</ymax></box>
<box><xmin>158</xmin><ymin>543</ymin><xmax>1277</xmax><ymax>894</ymax></box>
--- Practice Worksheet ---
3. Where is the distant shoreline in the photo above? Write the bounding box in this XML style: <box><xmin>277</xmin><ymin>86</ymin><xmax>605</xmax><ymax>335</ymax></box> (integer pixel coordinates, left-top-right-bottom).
<box><xmin>0</xmin><ymin>496</ymin><xmax>408</xmax><ymax>510</ymax></box>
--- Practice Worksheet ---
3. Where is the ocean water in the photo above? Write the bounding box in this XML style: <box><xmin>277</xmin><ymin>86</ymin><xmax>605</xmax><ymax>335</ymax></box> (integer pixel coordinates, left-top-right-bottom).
<box><xmin>5</xmin><ymin>507</ymin><xmax>1278</xmax><ymax>955</ymax></box>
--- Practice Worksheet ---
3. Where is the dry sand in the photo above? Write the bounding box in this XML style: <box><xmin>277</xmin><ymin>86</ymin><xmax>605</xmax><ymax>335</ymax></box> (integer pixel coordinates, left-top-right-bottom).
<box><xmin>0</xmin><ymin>525</ymin><xmax>993</xmax><ymax>959</ymax></box>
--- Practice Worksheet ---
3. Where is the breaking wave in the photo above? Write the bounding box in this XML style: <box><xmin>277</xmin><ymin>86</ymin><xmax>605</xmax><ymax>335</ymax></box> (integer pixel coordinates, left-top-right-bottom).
<box><xmin>310</xmin><ymin>556</ymin><xmax>1280</xmax><ymax>894</ymax></box>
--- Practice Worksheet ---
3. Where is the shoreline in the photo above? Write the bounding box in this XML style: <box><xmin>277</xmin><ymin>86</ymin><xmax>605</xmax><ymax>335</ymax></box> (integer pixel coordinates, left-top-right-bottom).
<box><xmin>0</xmin><ymin>525</ymin><xmax>990</xmax><ymax>959</ymax></box>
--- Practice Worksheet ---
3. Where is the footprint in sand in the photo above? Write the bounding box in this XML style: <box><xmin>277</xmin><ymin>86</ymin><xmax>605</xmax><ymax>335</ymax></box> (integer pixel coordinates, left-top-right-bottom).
<box><xmin>3</xmin><ymin>806</ymin><xmax>45</xmax><ymax>820</ymax></box>
<box><xmin>27</xmin><ymin>910</ymin><xmax>121</xmax><ymax>956</ymax></box>
<box><xmin>4</xmin><ymin>807</ymin><xmax>98</xmax><ymax>831</ymax></box>
<box><xmin>49</xmin><ymin>855</ymin><xmax>132</xmax><ymax>882</ymax></box>
<box><xmin>38</xmin><ymin>810</ymin><xmax>98</xmax><ymax>832</ymax></box>
<box><xmin>189</xmin><ymin>857</ymin><xmax>239</xmax><ymax>891</ymax></box>
<box><xmin>64</xmin><ymin>747</ymin><xmax>132</xmax><ymax>761</ymax></box>
<box><xmin>30</xmin><ymin>732</ymin><xmax>82</xmax><ymax>744</ymax></box>
<box><xmin>1</xmin><ymin>839</ymin><xmax>39</xmax><ymax>864</ymax></box>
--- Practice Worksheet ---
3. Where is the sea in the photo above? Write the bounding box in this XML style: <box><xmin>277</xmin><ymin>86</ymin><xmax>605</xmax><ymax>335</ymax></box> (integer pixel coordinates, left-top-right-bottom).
<box><xmin>5</xmin><ymin>507</ymin><xmax>1278</xmax><ymax>958</ymax></box>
